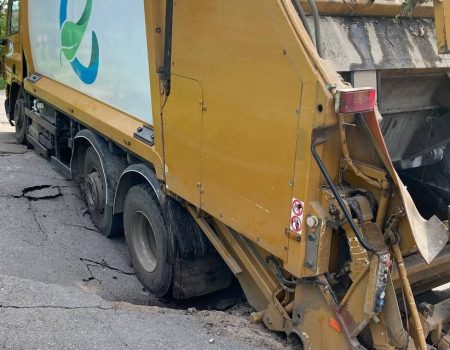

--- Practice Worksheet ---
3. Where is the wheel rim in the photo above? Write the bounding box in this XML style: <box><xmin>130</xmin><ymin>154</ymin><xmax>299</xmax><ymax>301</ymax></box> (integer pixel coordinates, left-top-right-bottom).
<box><xmin>85</xmin><ymin>167</ymin><xmax>105</xmax><ymax>214</ymax></box>
<box><xmin>131</xmin><ymin>211</ymin><xmax>158</xmax><ymax>273</ymax></box>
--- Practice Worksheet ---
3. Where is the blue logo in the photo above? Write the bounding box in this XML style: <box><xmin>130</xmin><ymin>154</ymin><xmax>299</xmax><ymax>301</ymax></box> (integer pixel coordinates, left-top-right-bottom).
<box><xmin>59</xmin><ymin>0</ymin><xmax>99</xmax><ymax>84</ymax></box>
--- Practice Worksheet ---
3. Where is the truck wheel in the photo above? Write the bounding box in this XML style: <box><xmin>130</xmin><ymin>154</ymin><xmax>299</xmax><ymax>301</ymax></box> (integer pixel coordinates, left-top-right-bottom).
<box><xmin>123</xmin><ymin>184</ymin><xmax>172</xmax><ymax>297</ymax></box>
<box><xmin>83</xmin><ymin>146</ymin><xmax>121</xmax><ymax>237</ymax></box>
<box><xmin>14</xmin><ymin>92</ymin><xmax>27</xmax><ymax>145</ymax></box>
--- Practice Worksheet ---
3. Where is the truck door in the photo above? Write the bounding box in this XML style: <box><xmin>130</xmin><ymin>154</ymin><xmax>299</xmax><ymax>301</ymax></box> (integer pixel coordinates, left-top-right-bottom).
<box><xmin>192</xmin><ymin>1</ymin><xmax>301</xmax><ymax>261</ymax></box>
<box><xmin>162</xmin><ymin>76</ymin><xmax>203</xmax><ymax>208</ymax></box>
<box><xmin>4</xmin><ymin>0</ymin><xmax>22</xmax><ymax>85</ymax></box>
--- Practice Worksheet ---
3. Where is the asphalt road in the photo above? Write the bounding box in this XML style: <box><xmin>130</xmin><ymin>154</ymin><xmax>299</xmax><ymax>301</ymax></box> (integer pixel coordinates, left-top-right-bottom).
<box><xmin>0</xmin><ymin>108</ymin><xmax>289</xmax><ymax>349</ymax></box>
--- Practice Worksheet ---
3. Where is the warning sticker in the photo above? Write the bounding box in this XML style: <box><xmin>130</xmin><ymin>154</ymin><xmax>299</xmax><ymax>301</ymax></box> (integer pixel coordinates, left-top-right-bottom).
<box><xmin>290</xmin><ymin>198</ymin><xmax>304</xmax><ymax>234</ymax></box>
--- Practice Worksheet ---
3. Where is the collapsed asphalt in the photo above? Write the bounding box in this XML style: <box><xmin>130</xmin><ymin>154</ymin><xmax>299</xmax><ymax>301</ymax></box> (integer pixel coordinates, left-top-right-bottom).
<box><xmin>0</xmin><ymin>123</ymin><xmax>290</xmax><ymax>350</ymax></box>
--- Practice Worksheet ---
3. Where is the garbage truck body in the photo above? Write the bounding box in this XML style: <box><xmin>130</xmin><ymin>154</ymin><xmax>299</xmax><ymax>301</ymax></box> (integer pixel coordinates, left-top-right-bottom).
<box><xmin>3</xmin><ymin>0</ymin><xmax>450</xmax><ymax>348</ymax></box>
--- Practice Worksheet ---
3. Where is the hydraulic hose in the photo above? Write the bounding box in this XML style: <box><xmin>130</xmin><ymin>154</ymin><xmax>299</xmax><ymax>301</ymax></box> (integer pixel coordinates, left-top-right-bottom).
<box><xmin>311</xmin><ymin>142</ymin><xmax>376</xmax><ymax>253</ymax></box>
<box><xmin>292</xmin><ymin>0</ymin><xmax>314</xmax><ymax>42</ymax></box>
<box><xmin>392</xmin><ymin>244</ymin><xmax>427</xmax><ymax>350</ymax></box>
<box><xmin>306</xmin><ymin>0</ymin><xmax>323</xmax><ymax>58</ymax></box>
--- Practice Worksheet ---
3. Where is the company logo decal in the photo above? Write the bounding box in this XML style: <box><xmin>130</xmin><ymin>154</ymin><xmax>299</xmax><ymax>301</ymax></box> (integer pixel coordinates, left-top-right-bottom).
<box><xmin>60</xmin><ymin>0</ymin><xmax>99</xmax><ymax>84</ymax></box>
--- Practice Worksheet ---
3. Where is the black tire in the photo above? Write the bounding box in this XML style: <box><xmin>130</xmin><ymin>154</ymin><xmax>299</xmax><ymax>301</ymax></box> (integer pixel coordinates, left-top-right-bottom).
<box><xmin>123</xmin><ymin>184</ymin><xmax>172</xmax><ymax>297</ymax></box>
<box><xmin>83</xmin><ymin>146</ymin><xmax>121</xmax><ymax>237</ymax></box>
<box><xmin>14</xmin><ymin>92</ymin><xmax>27</xmax><ymax>145</ymax></box>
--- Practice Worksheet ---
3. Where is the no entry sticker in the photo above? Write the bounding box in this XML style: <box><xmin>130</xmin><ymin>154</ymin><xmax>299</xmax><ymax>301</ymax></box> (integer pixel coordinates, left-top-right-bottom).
<box><xmin>290</xmin><ymin>198</ymin><xmax>304</xmax><ymax>234</ymax></box>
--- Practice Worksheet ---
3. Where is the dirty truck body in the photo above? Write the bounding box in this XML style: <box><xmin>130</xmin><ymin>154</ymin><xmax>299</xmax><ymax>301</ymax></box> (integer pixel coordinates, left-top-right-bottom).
<box><xmin>4</xmin><ymin>0</ymin><xmax>450</xmax><ymax>348</ymax></box>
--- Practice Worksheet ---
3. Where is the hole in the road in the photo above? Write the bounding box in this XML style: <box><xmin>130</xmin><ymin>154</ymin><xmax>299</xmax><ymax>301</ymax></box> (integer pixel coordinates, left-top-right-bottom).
<box><xmin>81</xmin><ymin>253</ymin><xmax>249</xmax><ymax>314</ymax></box>
<box><xmin>156</xmin><ymin>279</ymin><xmax>248</xmax><ymax>313</ymax></box>
<box><xmin>16</xmin><ymin>185</ymin><xmax>62</xmax><ymax>201</ymax></box>
<box><xmin>78</xmin><ymin>238</ymin><xmax>249</xmax><ymax>314</ymax></box>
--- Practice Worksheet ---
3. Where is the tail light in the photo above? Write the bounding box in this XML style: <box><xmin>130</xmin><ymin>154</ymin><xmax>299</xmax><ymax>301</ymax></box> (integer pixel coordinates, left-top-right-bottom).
<box><xmin>336</xmin><ymin>88</ymin><xmax>376</xmax><ymax>114</ymax></box>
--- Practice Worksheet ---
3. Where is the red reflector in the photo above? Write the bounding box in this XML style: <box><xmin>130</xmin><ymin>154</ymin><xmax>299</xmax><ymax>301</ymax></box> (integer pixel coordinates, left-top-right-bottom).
<box><xmin>337</xmin><ymin>88</ymin><xmax>376</xmax><ymax>114</ymax></box>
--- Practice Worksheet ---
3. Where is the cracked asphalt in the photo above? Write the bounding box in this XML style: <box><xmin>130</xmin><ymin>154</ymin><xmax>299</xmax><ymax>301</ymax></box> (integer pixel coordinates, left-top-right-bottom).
<box><xmin>0</xmin><ymin>113</ymin><xmax>290</xmax><ymax>349</ymax></box>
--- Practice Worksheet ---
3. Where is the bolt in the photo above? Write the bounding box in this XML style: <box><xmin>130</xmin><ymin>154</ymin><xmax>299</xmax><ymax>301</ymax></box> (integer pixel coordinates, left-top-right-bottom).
<box><xmin>304</xmin><ymin>261</ymin><xmax>313</xmax><ymax>268</ymax></box>
<box><xmin>137</xmin><ymin>127</ymin><xmax>143</xmax><ymax>132</ymax></box>
<box><xmin>306</xmin><ymin>215</ymin><xmax>319</xmax><ymax>228</ymax></box>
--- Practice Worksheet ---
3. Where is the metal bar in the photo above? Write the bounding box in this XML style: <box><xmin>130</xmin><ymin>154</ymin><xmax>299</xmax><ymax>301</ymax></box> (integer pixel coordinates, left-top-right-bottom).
<box><xmin>25</xmin><ymin>108</ymin><xmax>56</xmax><ymax>134</ymax></box>
<box><xmin>26</xmin><ymin>134</ymin><xmax>48</xmax><ymax>158</ymax></box>
<box><xmin>162</xmin><ymin>0</ymin><xmax>174</xmax><ymax>95</ymax></box>
<box><xmin>392</xmin><ymin>244</ymin><xmax>427</xmax><ymax>350</ymax></box>
<box><xmin>298</xmin><ymin>0</ymin><xmax>434</xmax><ymax>17</ymax></box>
<box><xmin>186</xmin><ymin>206</ymin><xmax>243</xmax><ymax>275</ymax></box>
<box><xmin>434</xmin><ymin>0</ymin><xmax>450</xmax><ymax>54</ymax></box>
<box><xmin>215</xmin><ymin>221</ymin><xmax>276</xmax><ymax>302</ymax></box>
<box><xmin>50</xmin><ymin>156</ymin><xmax>72</xmax><ymax>178</ymax></box>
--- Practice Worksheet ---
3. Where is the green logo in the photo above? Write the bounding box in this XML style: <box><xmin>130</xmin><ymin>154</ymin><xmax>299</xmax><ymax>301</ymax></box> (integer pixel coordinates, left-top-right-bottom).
<box><xmin>59</xmin><ymin>0</ymin><xmax>99</xmax><ymax>84</ymax></box>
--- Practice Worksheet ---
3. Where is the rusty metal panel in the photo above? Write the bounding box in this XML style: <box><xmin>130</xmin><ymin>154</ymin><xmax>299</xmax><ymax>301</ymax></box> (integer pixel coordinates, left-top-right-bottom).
<box><xmin>310</xmin><ymin>16</ymin><xmax>450</xmax><ymax>71</ymax></box>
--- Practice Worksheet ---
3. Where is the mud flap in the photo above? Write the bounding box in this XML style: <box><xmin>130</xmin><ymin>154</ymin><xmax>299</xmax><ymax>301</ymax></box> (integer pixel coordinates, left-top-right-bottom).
<box><xmin>172</xmin><ymin>254</ymin><xmax>232</xmax><ymax>299</ymax></box>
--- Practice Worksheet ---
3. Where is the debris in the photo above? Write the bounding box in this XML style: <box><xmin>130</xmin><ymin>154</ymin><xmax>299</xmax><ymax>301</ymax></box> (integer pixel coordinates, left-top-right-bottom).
<box><xmin>187</xmin><ymin>307</ymin><xmax>197</xmax><ymax>314</ymax></box>
<box><xmin>208</xmin><ymin>338</ymin><xmax>215</xmax><ymax>344</ymax></box>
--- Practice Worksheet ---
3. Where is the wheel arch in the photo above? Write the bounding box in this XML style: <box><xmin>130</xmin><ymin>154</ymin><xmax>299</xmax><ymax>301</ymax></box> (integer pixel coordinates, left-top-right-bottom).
<box><xmin>71</xmin><ymin>129</ymin><xmax>125</xmax><ymax>206</ymax></box>
<box><xmin>113</xmin><ymin>163</ymin><xmax>164</xmax><ymax>215</ymax></box>
<box><xmin>114</xmin><ymin>163</ymin><xmax>210</xmax><ymax>260</ymax></box>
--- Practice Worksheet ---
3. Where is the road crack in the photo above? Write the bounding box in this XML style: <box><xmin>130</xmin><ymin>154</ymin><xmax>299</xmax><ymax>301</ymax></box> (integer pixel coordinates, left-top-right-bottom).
<box><xmin>80</xmin><ymin>258</ymin><xmax>135</xmax><ymax>276</ymax></box>
<box><xmin>63</xmin><ymin>223</ymin><xmax>99</xmax><ymax>233</ymax></box>
<box><xmin>28</xmin><ymin>203</ymin><xmax>48</xmax><ymax>243</ymax></box>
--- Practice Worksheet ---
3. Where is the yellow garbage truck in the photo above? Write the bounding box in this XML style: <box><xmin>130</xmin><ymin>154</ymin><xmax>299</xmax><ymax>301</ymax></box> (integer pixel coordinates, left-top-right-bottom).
<box><xmin>3</xmin><ymin>0</ymin><xmax>450</xmax><ymax>348</ymax></box>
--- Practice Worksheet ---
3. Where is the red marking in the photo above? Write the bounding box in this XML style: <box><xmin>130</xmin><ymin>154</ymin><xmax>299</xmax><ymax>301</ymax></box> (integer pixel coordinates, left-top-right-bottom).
<box><xmin>291</xmin><ymin>216</ymin><xmax>302</xmax><ymax>233</ymax></box>
<box><xmin>328</xmin><ymin>318</ymin><xmax>342</xmax><ymax>333</ymax></box>
<box><xmin>292</xmin><ymin>200</ymin><xmax>303</xmax><ymax>216</ymax></box>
